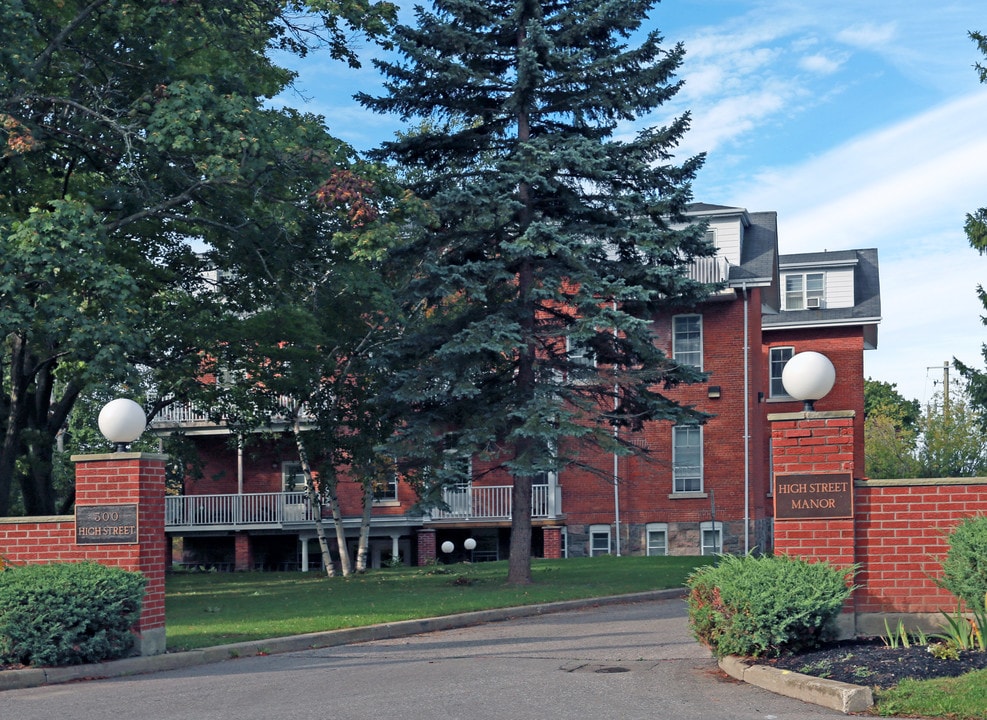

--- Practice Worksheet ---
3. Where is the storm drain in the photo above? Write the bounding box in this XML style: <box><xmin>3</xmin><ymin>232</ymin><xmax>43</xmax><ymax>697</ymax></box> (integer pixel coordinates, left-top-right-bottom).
<box><xmin>560</xmin><ymin>661</ymin><xmax>655</xmax><ymax>674</ymax></box>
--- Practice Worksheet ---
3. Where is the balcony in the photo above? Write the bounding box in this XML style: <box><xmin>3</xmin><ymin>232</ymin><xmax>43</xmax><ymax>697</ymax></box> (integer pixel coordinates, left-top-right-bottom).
<box><xmin>686</xmin><ymin>256</ymin><xmax>730</xmax><ymax>285</ymax></box>
<box><xmin>165</xmin><ymin>491</ymin><xmax>316</xmax><ymax>531</ymax></box>
<box><xmin>430</xmin><ymin>484</ymin><xmax>561</xmax><ymax>521</ymax></box>
<box><xmin>164</xmin><ymin>485</ymin><xmax>562</xmax><ymax>532</ymax></box>
<box><xmin>149</xmin><ymin>396</ymin><xmax>314</xmax><ymax>432</ymax></box>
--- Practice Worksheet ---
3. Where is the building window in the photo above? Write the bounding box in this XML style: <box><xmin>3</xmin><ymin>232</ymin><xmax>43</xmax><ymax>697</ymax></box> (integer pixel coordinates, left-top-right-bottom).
<box><xmin>561</xmin><ymin>527</ymin><xmax>568</xmax><ymax>558</ymax></box>
<box><xmin>282</xmin><ymin>462</ymin><xmax>306</xmax><ymax>492</ymax></box>
<box><xmin>589</xmin><ymin>525</ymin><xmax>611</xmax><ymax>556</ymax></box>
<box><xmin>566</xmin><ymin>335</ymin><xmax>596</xmax><ymax>367</ymax></box>
<box><xmin>646</xmin><ymin>523</ymin><xmax>668</xmax><ymax>556</ymax></box>
<box><xmin>672</xmin><ymin>315</ymin><xmax>702</xmax><ymax>369</ymax></box>
<box><xmin>700</xmin><ymin>521</ymin><xmax>722</xmax><ymax>555</ymax></box>
<box><xmin>784</xmin><ymin>272</ymin><xmax>824</xmax><ymax>310</ymax></box>
<box><xmin>672</xmin><ymin>425</ymin><xmax>703</xmax><ymax>493</ymax></box>
<box><xmin>373</xmin><ymin>475</ymin><xmax>399</xmax><ymax>502</ymax></box>
<box><xmin>769</xmin><ymin>346</ymin><xmax>794</xmax><ymax>397</ymax></box>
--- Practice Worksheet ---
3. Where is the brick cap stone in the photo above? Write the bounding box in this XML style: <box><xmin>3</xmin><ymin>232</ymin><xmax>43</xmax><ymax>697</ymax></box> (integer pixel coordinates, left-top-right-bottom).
<box><xmin>857</xmin><ymin>476</ymin><xmax>987</xmax><ymax>487</ymax></box>
<box><xmin>767</xmin><ymin>410</ymin><xmax>856</xmax><ymax>422</ymax></box>
<box><xmin>70</xmin><ymin>452</ymin><xmax>169</xmax><ymax>463</ymax></box>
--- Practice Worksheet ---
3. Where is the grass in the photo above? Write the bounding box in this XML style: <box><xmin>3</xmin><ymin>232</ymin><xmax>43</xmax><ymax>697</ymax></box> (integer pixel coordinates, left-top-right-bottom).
<box><xmin>874</xmin><ymin>669</ymin><xmax>987</xmax><ymax>719</ymax></box>
<box><xmin>165</xmin><ymin>555</ymin><xmax>711</xmax><ymax>651</ymax></box>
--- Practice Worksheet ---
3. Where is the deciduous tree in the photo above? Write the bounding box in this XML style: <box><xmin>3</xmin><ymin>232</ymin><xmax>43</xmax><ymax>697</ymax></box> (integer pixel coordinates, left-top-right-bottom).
<box><xmin>0</xmin><ymin>0</ymin><xmax>395</xmax><ymax>514</ymax></box>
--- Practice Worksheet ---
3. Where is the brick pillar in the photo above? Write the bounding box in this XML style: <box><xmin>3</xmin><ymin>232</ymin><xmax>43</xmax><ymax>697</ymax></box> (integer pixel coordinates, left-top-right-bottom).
<box><xmin>235</xmin><ymin>532</ymin><xmax>253</xmax><ymax>571</ymax></box>
<box><xmin>72</xmin><ymin>452</ymin><xmax>168</xmax><ymax>656</ymax></box>
<box><xmin>543</xmin><ymin>526</ymin><xmax>562</xmax><ymax>559</ymax></box>
<box><xmin>416</xmin><ymin>528</ymin><xmax>436</xmax><ymax>566</ymax></box>
<box><xmin>768</xmin><ymin>410</ymin><xmax>857</xmax><ymax>632</ymax></box>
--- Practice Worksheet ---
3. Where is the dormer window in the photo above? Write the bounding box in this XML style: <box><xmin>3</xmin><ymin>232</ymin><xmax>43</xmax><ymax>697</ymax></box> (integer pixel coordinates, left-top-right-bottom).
<box><xmin>784</xmin><ymin>272</ymin><xmax>824</xmax><ymax>310</ymax></box>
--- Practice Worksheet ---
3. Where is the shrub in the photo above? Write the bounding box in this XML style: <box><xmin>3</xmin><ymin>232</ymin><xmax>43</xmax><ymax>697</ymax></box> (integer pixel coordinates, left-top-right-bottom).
<box><xmin>686</xmin><ymin>554</ymin><xmax>856</xmax><ymax>658</ymax></box>
<box><xmin>0</xmin><ymin>562</ymin><xmax>146</xmax><ymax>667</ymax></box>
<box><xmin>937</xmin><ymin>515</ymin><xmax>987</xmax><ymax>613</ymax></box>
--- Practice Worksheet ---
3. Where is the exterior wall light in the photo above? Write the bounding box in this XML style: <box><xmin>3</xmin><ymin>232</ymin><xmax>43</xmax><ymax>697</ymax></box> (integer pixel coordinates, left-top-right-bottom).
<box><xmin>98</xmin><ymin>398</ymin><xmax>147</xmax><ymax>452</ymax></box>
<box><xmin>707</xmin><ymin>385</ymin><xmax>721</xmax><ymax>399</ymax></box>
<box><xmin>781</xmin><ymin>351</ymin><xmax>836</xmax><ymax>411</ymax></box>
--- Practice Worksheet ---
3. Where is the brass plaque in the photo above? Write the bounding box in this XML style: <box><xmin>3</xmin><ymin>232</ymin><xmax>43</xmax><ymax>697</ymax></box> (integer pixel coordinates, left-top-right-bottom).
<box><xmin>76</xmin><ymin>504</ymin><xmax>139</xmax><ymax>544</ymax></box>
<box><xmin>774</xmin><ymin>473</ymin><xmax>853</xmax><ymax>520</ymax></box>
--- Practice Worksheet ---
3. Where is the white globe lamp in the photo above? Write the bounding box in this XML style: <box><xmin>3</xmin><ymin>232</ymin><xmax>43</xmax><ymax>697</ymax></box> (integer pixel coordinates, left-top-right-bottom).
<box><xmin>464</xmin><ymin>538</ymin><xmax>477</xmax><ymax>551</ymax></box>
<box><xmin>782</xmin><ymin>351</ymin><xmax>836</xmax><ymax>411</ymax></box>
<box><xmin>98</xmin><ymin>398</ymin><xmax>147</xmax><ymax>452</ymax></box>
<box><xmin>440</xmin><ymin>540</ymin><xmax>455</xmax><ymax>554</ymax></box>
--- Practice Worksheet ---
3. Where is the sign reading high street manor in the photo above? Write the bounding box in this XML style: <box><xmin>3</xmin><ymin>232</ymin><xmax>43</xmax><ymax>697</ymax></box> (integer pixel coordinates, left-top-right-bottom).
<box><xmin>76</xmin><ymin>504</ymin><xmax>139</xmax><ymax>544</ymax></box>
<box><xmin>774</xmin><ymin>473</ymin><xmax>853</xmax><ymax>520</ymax></box>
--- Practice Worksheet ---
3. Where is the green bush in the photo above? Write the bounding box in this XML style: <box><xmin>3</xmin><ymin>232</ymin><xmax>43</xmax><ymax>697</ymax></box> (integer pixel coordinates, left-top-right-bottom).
<box><xmin>0</xmin><ymin>562</ymin><xmax>146</xmax><ymax>667</ymax></box>
<box><xmin>686</xmin><ymin>554</ymin><xmax>856</xmax><ymax>658</ymax></box>
<box><xmin>937</xmin><ymin>515</ymin><xmax>987</xmax><ymax>613</ymax></box>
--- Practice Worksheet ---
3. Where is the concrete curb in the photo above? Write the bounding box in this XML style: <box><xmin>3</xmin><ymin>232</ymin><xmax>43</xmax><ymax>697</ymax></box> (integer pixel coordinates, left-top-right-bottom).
<box><xmin>718</xmin><ymin>654</ymin><xmax>874</xmax><ymax>715</ymax></box>
<box><xmin>0</xmin><ymin>588</ymin><xmax>684</xmax><ymax>693</ymax></box>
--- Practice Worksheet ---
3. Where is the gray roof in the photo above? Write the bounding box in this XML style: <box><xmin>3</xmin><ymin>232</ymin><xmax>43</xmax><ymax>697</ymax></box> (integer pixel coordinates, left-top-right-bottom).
<box><xmin>764</xmin><ymin>248</ymin><xmax>882</xmax><ymax>347</ymax></box>
<box><xmin>728</xmin><ymin>211</ymin><xmax>777</xmax><ymax>287</ymax></box>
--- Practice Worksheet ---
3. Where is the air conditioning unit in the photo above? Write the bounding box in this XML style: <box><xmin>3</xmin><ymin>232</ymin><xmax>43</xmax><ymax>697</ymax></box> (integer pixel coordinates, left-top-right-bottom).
<box><xmin>806</xmin><ymin>297</ymin><xmax>822</xmax><ymax>309</ymax></box>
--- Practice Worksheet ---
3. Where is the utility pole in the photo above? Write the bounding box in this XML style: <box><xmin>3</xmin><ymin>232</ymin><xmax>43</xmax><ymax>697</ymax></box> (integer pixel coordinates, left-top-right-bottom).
<box><xmin>928</xmin><ymin>361</ymin><xmax>951</xmax><ymax>413</ymax></box>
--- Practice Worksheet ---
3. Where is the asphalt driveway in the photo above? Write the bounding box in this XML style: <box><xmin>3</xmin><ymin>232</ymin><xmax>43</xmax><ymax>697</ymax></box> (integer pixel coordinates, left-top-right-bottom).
<box><xmin>1</xmin><ymin>596</ymin><xmax>843</xmax><ymax>719</ymax></box>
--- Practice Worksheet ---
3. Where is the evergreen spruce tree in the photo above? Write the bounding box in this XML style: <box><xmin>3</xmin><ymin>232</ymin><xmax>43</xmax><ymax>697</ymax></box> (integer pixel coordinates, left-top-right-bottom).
<box><xmin>361</xmin><ymin>0</ymin><xmax>715</xmax><ymax>583</ymax></box>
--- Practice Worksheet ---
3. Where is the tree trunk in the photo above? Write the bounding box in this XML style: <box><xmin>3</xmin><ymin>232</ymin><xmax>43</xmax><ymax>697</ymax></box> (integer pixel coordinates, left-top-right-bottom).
<box><xmin>325</xmin><ymin>480</ymin><xmax>353</xmax><ymax>577</ymax></box>
<box><xmin>355</xmin><ymin>477</ymin><xmax>374</xmax><ymax>573</ymax></box>
<box><xmin>291</xmin><ymin>420</ymin><xmax>336</xmax><ymax>578</ymax></box>
<box><xmin>0</xmin><ymin>335</ymin><xmax>31</xmax><ymax>516</ymax></box>
<box><xmin>505</xmin><ymin>11</ymin><xmax>536</xmax><ymax>586</ymax></box>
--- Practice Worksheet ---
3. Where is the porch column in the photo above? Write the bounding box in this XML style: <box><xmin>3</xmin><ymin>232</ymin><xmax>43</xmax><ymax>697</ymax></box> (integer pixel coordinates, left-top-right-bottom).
<box><xmin>417</xmin><ymin>528</ymin><xmax>436</xmax><ymax>566</ymax></box>
<box><xmin>234</xmin><ymin>531</ymin><xmax>252</xmax><ymax>571</ymax></box>
<box><xmin>390</xmin><ymin>534</ymin><xmax>401</xmax><ymax>564</ymax></box>
<box><xmin>543</xmin><ymin>526</ymin><xmax>562</xmax><ymax>559</ymax></box>
<box><xmin>300</xmin><ymin>536</ymin><xmax>310</xmax><ymax>572</ymax></box>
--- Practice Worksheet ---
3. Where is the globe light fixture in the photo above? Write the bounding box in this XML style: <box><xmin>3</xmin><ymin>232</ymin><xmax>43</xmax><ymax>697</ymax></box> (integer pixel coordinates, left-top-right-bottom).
<box><xmin>98</xmin><ymin>398</ymin><xmax>147</xmax><ymax>452</ymax></box>
<box><xmin>781</xmin><ymin>351</ymin><xmax>836</xmax><ymax>411</ymax></box>
<box><xmin>464</xmin><ymin>538</ymin><xmax>477</xmax><ymax>551</ymax></box>
<box><xmin>440</xmin><ymin>540</ymin><xmax>455</xmax><ymax>554</ymax></box>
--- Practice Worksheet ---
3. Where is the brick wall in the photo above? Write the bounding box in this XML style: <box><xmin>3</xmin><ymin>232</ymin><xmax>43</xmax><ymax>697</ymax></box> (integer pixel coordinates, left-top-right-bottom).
<box><xmin>853</xmin><ymin>479</ymin><xmax>986</xmax><ymax>615</ymax></box>
<box><xmin>0</xmin><ymin>453</ymin><xmax>167</xmax><ymax>655</ymax></box>
<box><xmin>770</xmin><ymin>410</ymin><xmax>987</xmax><ymax>634</ymax></box>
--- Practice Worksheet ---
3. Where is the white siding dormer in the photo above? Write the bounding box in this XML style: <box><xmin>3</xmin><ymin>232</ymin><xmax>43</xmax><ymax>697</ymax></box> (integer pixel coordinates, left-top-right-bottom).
<box><xmin>780</xmin><ymin>260</ymin><xmax>856</xmax><ymax>311</ymax></box>
<box><xmin>706</xmin><ymin>215</ymin><xmax>743</xmax><ymax>267</ymax></box>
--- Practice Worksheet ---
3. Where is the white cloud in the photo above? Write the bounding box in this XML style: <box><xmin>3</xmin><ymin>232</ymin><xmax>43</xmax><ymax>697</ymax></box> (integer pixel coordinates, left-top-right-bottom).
<box><xmin>735</xmin><ymin>90</ymin><xmax>987</xmax><ymax>252</ymax></box>
<box><xmin>835</xmin><ymin>22</ymin><xmax>897</xmax><ymax>50</ymax></box>
<box><xmin>798</xmin><ymin>53</ymin><xmax>845</xmax><ymax>74</ymax></box>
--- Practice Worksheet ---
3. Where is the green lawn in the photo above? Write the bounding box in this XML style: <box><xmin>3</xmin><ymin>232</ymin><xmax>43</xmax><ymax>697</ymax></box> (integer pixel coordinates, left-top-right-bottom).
<box><xmin>873</xmin><ymin>669</ymin><xmax>987</xmax><ymax>720</ymax></box>
<box><xmin>165</xmin><ymin>555</ymin><xmax>710</xmax><ymax>651</ymax></box>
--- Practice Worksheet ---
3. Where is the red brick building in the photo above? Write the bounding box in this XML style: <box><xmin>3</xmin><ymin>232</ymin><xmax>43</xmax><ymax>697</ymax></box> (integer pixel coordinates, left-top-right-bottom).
<box><xmin>152</xmin><ymin>204</ymin><xmax>880</xmax><ymax>569</ymax></box>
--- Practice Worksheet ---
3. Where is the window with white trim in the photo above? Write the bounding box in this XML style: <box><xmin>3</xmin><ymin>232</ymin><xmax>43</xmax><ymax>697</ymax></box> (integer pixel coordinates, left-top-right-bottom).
<box><xmin>373</xmin><ymin>474</ymin><xmax>399</xmax><ymax>502</ymax></box>
<box><xmin>646</xmin><ymin>523</ymin><xmax>668</xmax><ymax>556</ymax></box>
<box><xmin>282</xmin><ymin>462</ymin><xmax>306</xmax><ymax>492</ymax></box>
<box><xmin>589</xmin><ymin>524</ymin><xmax>611</xmax><ymax>556</ymax></box>
<box><xmin>700</xmin><ymin>521</ymin><xmax>722</xmax><ymax>555</ymax></box>
<box><xmin>784</xmin><ymin>272</ymin><xmax>824</xmax><ymax>310</ymax></box>
<box><xmin>566</xmin><ymin>335</ymin><xmax>596</xmax><ymax>367</ymax></box>
<box><xmin>769</xmin><ymin>346</ymin><xmax>794</xmax><ymax>397</ymax></box>
<box><xmin>672</xmin><ymin>315</ymin><xmax>702</xmax><ymax>369</ymax></box>
<box><xmin>672</xmin><ymin>425</ymin><xmax>703</xmax><ymax>493</ymax></box>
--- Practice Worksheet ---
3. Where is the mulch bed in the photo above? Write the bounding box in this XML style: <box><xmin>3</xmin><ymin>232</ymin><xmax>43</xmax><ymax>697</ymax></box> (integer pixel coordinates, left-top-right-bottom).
<box><xmin>762</xmin><ymin>638</ymin><xmax>987</xmax><ymax>689</ymax></box>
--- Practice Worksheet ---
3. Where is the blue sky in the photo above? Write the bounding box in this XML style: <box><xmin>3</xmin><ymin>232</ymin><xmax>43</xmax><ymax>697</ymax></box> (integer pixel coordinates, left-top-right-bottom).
<box><xmin>275</xmin><ymin>0</ymin><xmax>987</xmax><ymax>406</ymax></box>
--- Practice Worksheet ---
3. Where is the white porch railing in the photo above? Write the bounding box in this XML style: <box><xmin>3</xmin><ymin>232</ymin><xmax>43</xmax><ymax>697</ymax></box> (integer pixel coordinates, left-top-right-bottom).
<box><xmin>165</xmin><ymin>491</ymin><xmax>315</xmax><ymax>528</ymax></box>
<box><xmin>431</xmin><ymin>484</ymin><xmax>560</xmax><ymax>520</ymax></box>
<box><xmin>150</xmin><ymin>396</ymin><xmax>314</xmax><ymax>426</ymax></box>
<box><xmin>686</xmin><ymin>255</ymin><xmax>730</xmax><ymax>285</ymax></box>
